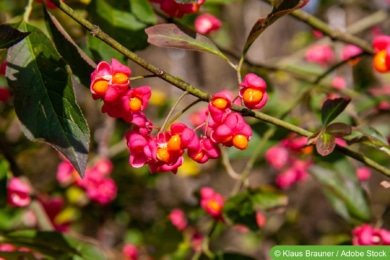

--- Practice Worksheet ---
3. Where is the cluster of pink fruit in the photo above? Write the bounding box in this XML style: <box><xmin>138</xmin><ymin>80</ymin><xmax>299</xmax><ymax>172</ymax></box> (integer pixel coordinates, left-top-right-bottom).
<box><xmin>90</xmin><ymin>59</ymin><xmax>268</xmax><ymax>174</ymax></box>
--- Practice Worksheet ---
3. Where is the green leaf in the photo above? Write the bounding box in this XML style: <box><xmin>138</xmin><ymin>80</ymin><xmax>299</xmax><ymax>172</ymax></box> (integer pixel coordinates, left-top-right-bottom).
<box><xmin>0</xmin><ymin>251</ymin><xmax>36</xmax><ymax>260</ymax></box>
<box><xmin>249</xmin><ymin>186</ymin><xmax>288</xmax><ymax>212</ymax></box>
<box><xmin>2</xmin><ymin>230</ymin><xmax>105</xmax><ymax>260</ymax></box>
<box><xmin>87</xmin><ymin>0</ymin><xmax>149</xmax><ymax>61</ymax></box>
<box><xmin>310</xmin><ymin>162</ymin><xmax>371</xmax><ymax>223</ymax></box>
<box><xmin>0</xmin><ymin>24</ymin><xmax>30</xmax><ymax>49</ymax></box>
<box><xmin>321</xmin><ymin>97</ymin><xmax>351</xmax><ymax>126</ymax></box>
<box><xmin>348</xmin><ymin>127</ymin><xmax>390</xmax><ymax>156</ymax></box>
<box><xmin>145</xmin><ymin>24</ymin><xmax>231</xmax><ymax>64</ymax></box>
<box><xmin>5</xmin><ymin>21</ymin><xmax>89</xmax><ymax>177</ymax></box>
<box><xmin>215</xmin><ymin>252</ymin><xmax>257</xmax><ymax>260</ymax></box>
<box><xmin>242</xmin><ymin>0</ymin><xmax>308</xmax><ymax>55</ymax></box>
<box><xmin>325</xmin><ymin>122</ymin><xmax>352</xmax><ymax>138</ymax></box>
<box><xmin>0</xmin><ymin>158</ymin><xmax>8</xmax><ymax>207</ymax></box>
<box><xmin>223</xmin><ymin>187</ymin><xmax>287</xmax><ymax>231</ymax></box>
<box><xmin>43</xmin><ymin>8</ymin><xmax>96</xmax><ymax>88</ymax></box>
<box><xmin>315</xmin><ymin>132</ymin><xmax>336</xmax><ymax>156</ymax></box>
<box><xmin>130</xmin><ymin>0</ymin><xmax>157</xmax><ymax>24</ymax></box>
<box><xmin>223</xmin><ymin>193</ymin><xmax>259</xmax><ymax>231</ymax></box>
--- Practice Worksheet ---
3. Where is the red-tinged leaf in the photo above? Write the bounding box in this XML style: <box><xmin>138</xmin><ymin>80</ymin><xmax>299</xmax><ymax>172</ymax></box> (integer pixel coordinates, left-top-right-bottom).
<box><xmin>326</xmin><ymin>122</ymin><xmax>352</xmax><ymax>138</ymax></box>
<box><xmin>6</xmin><ymin>21</ymin><xmax>89</xmax><ymax>177</ymax></box>
<box><xmin>145</xmin><ymin>24</ymin><xmax>231</xmax><ymax>64</ymax></box>
<box><xmin>0</xmin><ymin>24</ymin><xmax>30</xmax><ymax>49</ymax></box>
<box><xmin>243</xmin><ymin>0</ymin><xmax>308</xmax><ymax>55</ymax></box>
<box><xmin>307</xmin><ymin>131</ymin><xmax>321</xmax><ymax>146</ymax></box>
<box><xmin>321</xmin><ymin>97</ymin><xmax>351</xmax><ymax>126</ymax></box>
<box><xmin>316</xmin><ymin>132</ymin><xmax>336</xmax><ymax>156</ymax></box>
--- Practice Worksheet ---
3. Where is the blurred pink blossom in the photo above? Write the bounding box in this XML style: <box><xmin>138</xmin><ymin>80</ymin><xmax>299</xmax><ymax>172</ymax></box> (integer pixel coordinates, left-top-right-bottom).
<box><xmin>39</xmin><ymin>195</ymin><xmax>70</xmax><ymax>232</ymax></box>
<box><xmin>169</xmin><ymin>208</ymin><xmax>188</xmax><ymax>231</ymax></box>
<box><xmin>331</xmin><ymin>76</ymin><xmax>347</xmax><ymax>90</ymax></box>
<box><xmin>7</xmin><ymin>177</ymin><xmax>31</xmax><ymax>207</ymax></box>
<box><xmin>341</xmin><ymin>44</ymin><xmax>362</xmax><ymax>65</ymax></box>
<box><xmin>200</xmin><ymin>187</ymin><xmax>224</xmax><ymax>219</ymax></box>
<box><xmin>305</xmin><ymin>44</ymin><xmax>335</xmax><ymax>67</ymax></box>
<box><xmin>356</xmin><ymin>167</ymin><xmax>371</xmax><ymax>182</ymax></box>
<box><xmin>353</xmin><ymin>224</ymin><xmax>390</xmax><ymax>245</ymax></box>
<box><xmin>56</xmin><ymin>160</ymin><xmax>77</xmax><ymax>185</ymax></box>
<box><xmin>256</xmin><ymin>212</ymin><xmax>267</xmax><ymax>228</ymax></box>
<box><xmin>265</xmin><ymin>145</ymin><xmax>289</xmax><ymax>170</ymax></box>
<box><xmin>194</xmin><ymin>13</ymin><xmax>221</xmax><ymax>35</ymax></box>
<box><xmin>122</xmin><ymin>243</ymin><xmax>139</xmax><ymax>260</ymax></box>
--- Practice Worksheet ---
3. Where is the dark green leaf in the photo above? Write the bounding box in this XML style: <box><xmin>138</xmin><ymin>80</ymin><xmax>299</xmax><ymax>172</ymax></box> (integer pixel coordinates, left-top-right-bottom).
<box><xmin>87</xmin><ymin>0</ymin><xmax>149</xmax><ymax>61</ymax></box>
<box><xmin>0</xmin><ymin>158</ymin><xmax>8</xmax><ymax>207</ymax></box>
<box><xmin>145</xmin><ymin>24</ymin><xmax>231</xmax><ymax>64</ymax></box>
<box><xmin>2</xmin><ymin>230</ymin><xmax>105</xmax><ymax>260</ymax></box>
<box><xmin>44</xmin><ymin>8</ymin><xmax>96</xmax><ymax>88</ymax></box>
<box><xmin>129</xmin><ymin>0</ymin><xmax>157</xmax><ymax>24</ymax></box>
<box><xmin>321</xmin><ymin>97</ymin><xmax>351</xmax><ymax>126</ymax></box>
<box><xmin>249</xmin><ymin>186</ymin><xmax>288</xmax><ymax>212</ymax></box>
<box><xmin>215</xmin><ymin>252</ymin><xmax>257</xmax><ymax>260</ymax></box>
<box><xmin>315</xmin><ymin>132</ymin><xmax>336</xmax><ymax>156</ymax></box>
<box><xmin>6</xmin><ymin>21</ymin><xmax>89</xmax><ymax>177</ymax></box>
<box><xmin>326</xmin><ymin>122</ymin><xmax>352</xmax><ymax>138</ymax></box>
<box><xmin>0</xmin><ymin>251</ymin><xmax>36</xmax><ymax>260</ymax></box>
<box><xmin>243</xmin><ymin>0</ymin><xmax>308</xmax><ymax>55</ymax></box>
<box><xmin>0</xmin><ymin>24</ymin><xmax>30</xmax><ymax>49</ymax></box>
<box><xmin>310</xmin><ymin>162</ymin><xmax>371</xmax><ymax>223</ymax></box>
<box><xmin>223</xmin><ymin>193</ymin><xmax>259</xmax><ymax>231</ymax></box>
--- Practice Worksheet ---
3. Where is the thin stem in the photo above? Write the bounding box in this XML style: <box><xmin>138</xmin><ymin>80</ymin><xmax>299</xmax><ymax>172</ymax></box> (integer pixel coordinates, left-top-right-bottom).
<box><xmin>220</xmin><ymin>147</ymin><xmax>241</xmax><ymax>180</ymax></box>
<box><xmin>23</xmin><ymin>0</ymin><xmax>34</xmax><ymax>22</ymax></box>
<box><xmin>52</xmin><ymin>0</ymin><xmax>390</xmax><ymax>177</ymax></box>
<box><xmin>313</xmin><ymin>53</ymin><xmax>365</xmax><ymax>85</ymax></box>
<box><xmin>51</xmin><ymin>0</ymin><xmax>210</xmax><ymax>102</ymax></box>
<box><xmin>129</xmin><ymin>74</ymin><xmax>158</xmax><ymax>81</ymax></box>
<box><xmin>166</xmin><ymin>99</ymin><xmax>202</xmax><ymax>127</ymax></box>
<box><xmin>159</xmin><ymin>91</ymin><xmax>188</xmax><ymax>132</ymax></box>
<box><xmin>231</xmin><ymin>127</ymin><xmax>277</xmax><ymax>196</ymax></box>
<box><xmin>290</xmin><ymin>9</ymin><xmax>374</xmax><ymax>55</ymax></box>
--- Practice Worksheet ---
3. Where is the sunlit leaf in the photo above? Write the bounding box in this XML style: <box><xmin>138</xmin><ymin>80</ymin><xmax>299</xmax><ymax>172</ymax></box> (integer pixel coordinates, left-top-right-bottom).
<box><xmin>321</xmin><ymin>97</ymin><xmax>351</xmax><ymax>126</ymax></box>
<box><xmin>6</xmin><ymin>21</ymin><xmax>89</xmax><ymax>177</ymax></box>
<box><xmin>146</xmin><ymin>23</ymin><xmax>231</xmax><ymax>64</ymax></box>
<box><xmin>0</xmin><ymin>24</ymin><xmax>30</xmax><ymax>49</ymax></box>
<box><xmin>129</xmin><ymin>0</ymin><xmax>157</xmax><ymax>25</ymax></box>
<box><xmin>316</xmin><ymin>132</ymin><xmax>336</xmax><ymax>156</ymax></box>
<box><xmin>243</xmin><ymin>0</ymin><xmax>308</xmax><ymax>55</ymax></box>
<box><xmin>87</xmin><ymin>0</ymin><xmax>149</xmax><ymax>61</ymax></box>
